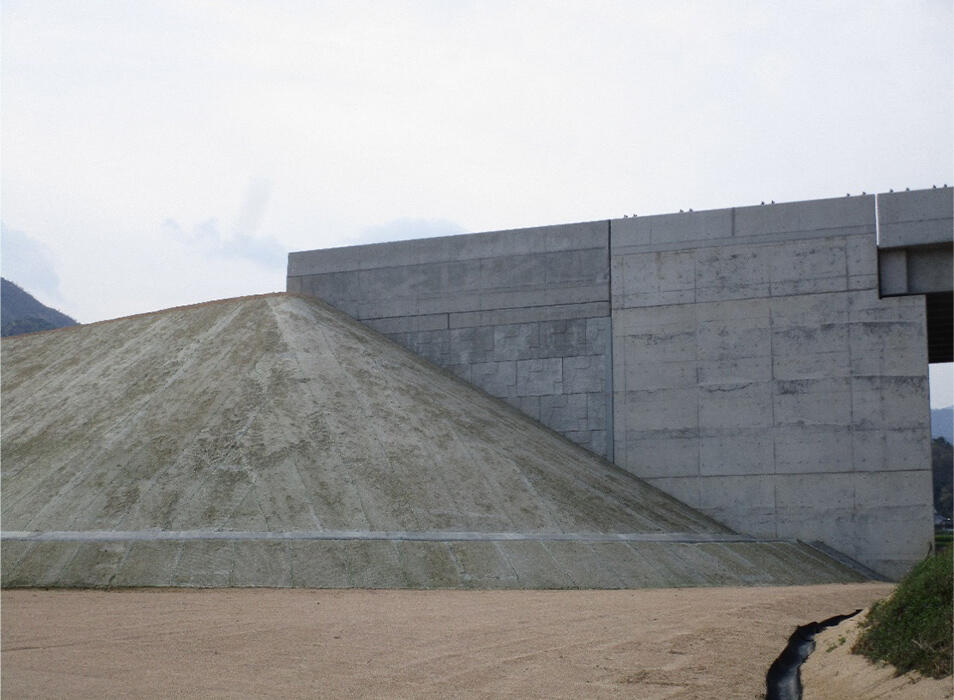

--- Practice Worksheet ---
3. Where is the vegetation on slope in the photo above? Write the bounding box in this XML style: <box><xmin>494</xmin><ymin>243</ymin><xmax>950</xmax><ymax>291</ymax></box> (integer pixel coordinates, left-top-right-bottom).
<box><xmin>853</xmin><ymin>551</ymin><xmax>952</xmax><ymax>679</ymax></box>
<box><xmin>933</xmin><ymin>437</ymin><xmax>953</xmax><ymax>521</ymax></box>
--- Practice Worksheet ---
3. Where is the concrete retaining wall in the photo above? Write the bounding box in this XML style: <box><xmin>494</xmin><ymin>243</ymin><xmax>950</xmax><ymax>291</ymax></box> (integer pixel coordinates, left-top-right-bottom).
<box><xmin>609</xmin><ymin>194</ymin><xmax>935</xmax><ymax>579</ymax></box>
<box><xmin>288</xmin><ymin>222</ymin><xmax>614</xmax><ymax>458</ymax></box>
<box><xmin>288</xmin><ymin>189</ymin><xmax>948</xmax><ymax>579</ymax></box>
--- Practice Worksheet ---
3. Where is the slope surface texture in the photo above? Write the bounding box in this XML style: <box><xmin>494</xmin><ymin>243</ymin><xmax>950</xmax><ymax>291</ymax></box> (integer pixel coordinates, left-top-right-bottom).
<box><xmin>1</xmin><ymin>294</ymin><xmax>865</xmax><ymax>588</ymax></box>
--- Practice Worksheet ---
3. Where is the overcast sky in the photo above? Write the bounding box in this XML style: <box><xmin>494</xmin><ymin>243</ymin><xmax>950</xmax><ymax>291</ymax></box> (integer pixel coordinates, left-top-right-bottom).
<box><xmin>2</xmin><ymin>1</ymin><xmax>952</xmax><ymax>404</ymax></box>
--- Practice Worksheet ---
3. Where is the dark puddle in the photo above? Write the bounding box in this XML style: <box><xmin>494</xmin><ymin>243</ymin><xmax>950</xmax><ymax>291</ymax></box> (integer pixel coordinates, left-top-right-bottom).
<box><xmin>765</xmin><ymin>609</ymin><xmax>861</xmax><ymax>700</ymax></box>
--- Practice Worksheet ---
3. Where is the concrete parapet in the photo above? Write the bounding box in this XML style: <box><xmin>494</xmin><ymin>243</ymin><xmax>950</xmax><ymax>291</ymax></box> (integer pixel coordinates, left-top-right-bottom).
<box><xmin>877</xmin><ymin>188</ymin><xmax>953</xmax><ymax>248</ymax></box>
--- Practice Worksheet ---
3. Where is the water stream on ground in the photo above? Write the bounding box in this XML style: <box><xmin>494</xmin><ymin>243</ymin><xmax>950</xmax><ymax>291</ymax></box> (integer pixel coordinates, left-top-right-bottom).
<box><xmin>764</xmin><ymin>609</ymin><xmax>861</xmax><ymax>700</ymax></box>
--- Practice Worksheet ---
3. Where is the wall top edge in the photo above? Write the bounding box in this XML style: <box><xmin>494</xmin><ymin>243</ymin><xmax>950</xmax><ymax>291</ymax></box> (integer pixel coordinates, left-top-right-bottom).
<box><xmin>288</xmin><ymin>188</ymin><xmax>948</xmax><ymax>277</ymax></box>
<box><xmin>288</xmin><ymin>220</ymin><xmax>609</xmax><ymax>275</ymax></box>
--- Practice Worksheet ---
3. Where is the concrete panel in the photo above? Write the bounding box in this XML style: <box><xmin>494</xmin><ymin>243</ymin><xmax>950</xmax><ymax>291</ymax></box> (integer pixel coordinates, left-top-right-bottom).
<box><xmin>775</xmin><ymin>473</ymin><xmax>854</xmax><ymax>543</ymax></box>
<box><xmin>58</xmin><ymin>542</ymin><xmax>128</xmax><ymax>587</ymax></box>
<box><xmin>698</xmin><ymin>475</ymin><xmax>776</xmax><ymax>538</ymax></box>
<box><xmin>539</xmin><ymin>319</ymin><xmax>589</xmax><ymax>357</ymax></box>
<box><xmin>772</xmin><ymin>378</ymin><xmax>852</xmax><ymax>427</ymax></box>
<box><xmin>364</xmin><ymin>314</ymin><xmax>448</xmax><ymax>334</ymax></box>
<box><xmin>854</xmin><ymin>470</ymin><xmax>933</xmax><ymax>508</ymax></box>
<box><xmin>506</xmin><ymin>395</ymin><xmax>541</xmax><ymax>421</ymax></box>
<box><xmin>848</xmin><ymin>320</ymin><xmax>926</xmax><ymax>360</ymax></box>
<box><xmin>471</xmin><ymin>361</ymin><xmax>517</xmax><ymax>398</ymax></box>
<box><xmin>586</xmin><ymin>392</ymin><xmax>607</xmax><ymax>428</ymax></box>
<box><xmin>612</xmin><ymin>208</ymin><xmax>733</xmax><ymax>249</ymax></box>
<box><xmin>394</xmin><ymin>541</ymin><xmax>464</xmax><ymax>589</ymax></box>
<box><xmin>286</xmin><ymin>541</ymin><xmax>352</xmax><ymax>588</ymax></box>
<box><xmin>540</xmin><ymin>393</ymin><xmax>589</xmax><ymax>432</ymax></box>
<box><xmin>773</xmin><ymin>324</ymin><xmax>849</xmax><ymax>359</ymax></box>
<box><xmin>612</xmin><ymin>250</ymin><xmax>695</xmax><ymax>308</ymax></box>
<box><xmin>698</xmin><ymin>381</ymin><xmax>773</xmax><ymax>430</ymax></box>
<box><xmin>489</xmin><ymin>323</ymin><xmax>541</xmax><ymax>361</ymax></box>
<box><xmin>562</xmin><ymin>355</ymin><xmax>605</xmax><ymax>393</ymax></box>
<box><xmin>516</xmin><ymin>358</ymin><xmax>563</xmax><ymax>396</ymax></box>
<box><xmin>172</xmin><ymin>540</ymin><xmax>234</xmax><ymax>587</ymax></box>
<box><xmin>770</xmin><ymin>238</ymin><xmax>848</xmax><ymax>296</ymax></box>
<box><xmin>231</xmin><ymin>541</ymin><xmax>291</xmax><ymax>587</ymax></box>
<box><xmin>694</xmin><ymin>245</ymin><xmax>771</xmax><ymax>302</ymax></box>
<box><xmin>543</xmin><ymin>541</ymin><xmax>625</xmax><ymax>588</ymax></box>
<box><xmin>586</xmin><ymin>430</ymin><xmax>608</xmax><ymax>456</ymax></box>
<box><xmin>585</xmin><ymin>317</ymin><xmax>611</xmax><ymax>354</ymax></box>
<box><xmin>645</xmin><ymin>476</ymin><xmax>701</xmax><ymax>509</ymax></box>
<box><xmin>770</xmin><ymin>292</ymin><xmax>849</xmax><ymax>328</ymax></box>
<box><xmin>448</xmin><ymin>326</ymin><xmax>495</xmax><ymax>364</ymax></box>
<box><xmin>850</xmin><ymin>375</ymin><xmax>930</xmax><ymax>430</ymax></box>
<box><xmin>773</xmin><ymin>425</ymin><xmax>853</xmax><ymax>474</ymax></box>
<box><xmin>625</xmin><ymin>359</ymin><xmax>696</xmax><ymax>391</ymax></box>
<box><xmin>697</xmin><ymin>356</ymin><xmax>772</xmax><ymax>385</ymax></box>
<box><xmin>450</xmin><ymin>541</ymin><xmax>519</xmax><ymax>588</ymax></box>
<box><xmin>0</xmin><ymin>542</ymin><xmax>33</xmax><ymax>587</ymax></box>
<box><xmin>2</xmin><ymin>542</ymin><xmax>80</xmax><ymax>587</ymax></box>
<box><xmin>480</xmin><ymin>253</ymin><xmax>548</xmax><ymax>290</ymax></box>
<box><xmin>612</xmin><ymin>303</ymin><xmax>696</xmax><ymax>333</ymax></box>
<box><xmin>773</xmin><ymin>351</ymin><xmax>851</xmax><ymax>381</ymax></box>
<box><xmin>450</xmin><ymin>301</ymin><xmax>609</xmax><ymax>329</ymax></box>
<box><xmin>699</xmin><ymin>431</ymin><xmax>773</xmax><ymax>476</ymax></box>
<box><xmin>846</xmin><ymin>233</ymin><xmax>878</xmax><ymax>279</ymax></box>
<box><xmin>620</xmin><ymin>328</ymin><xmax>696</xmax><ymax>364</ymax></box>
<box><xmin>344</xmin><ymin>541</ymin><xmax>408</xmax><ymax>588</ymax></box>
<box><xmin>622</xmin><ymin>388</ymin><xmax>698</xmax><ymax>431</ymax></box>
<box><xmin>696</xmin><ymin>320</ymin><xmax>771</xmax><ymax>361</ymax></box>
<box><xmin>733</xmin><ymin>195</ymin><xmax>875</xmax><ymax>239</ymax></box>
<box><xmin>113</xmin><ymin>541</ymin><xmax>180</xmax><ymax>587</ymax></box>
<box><xmin>288</xmin><ymin>220</ymin><xmax>609</xmax><ymax>275</ymax></box>
<box><xmin>497</xmin><ymin>541</ymin><xmax>576</xmax><ymax>589</ymax></box>
<box><xmin>877</xmin><ymin>249</ymin><xmax>909</xmax><ymax>296</ymax></box>
<box><xmin>624</xmin><ymin>430</ymin><xmax>699</xmax><ymax>478</ymax></box>
<box><xmin>877</xmin><ymin>188</ymin><xmax>953</xmax><ymax>247</ymax></box>
<box><xmin>852</xmin><ymin>428</ymin><xmax>931</xmax><ymax>472</ymax></box>
<box><xmin>905</xmin><ymin>246</ymin><xmax>954</xmax><ymax>294</ymax></box>
<box><xmin>848</xmin><ymin>289</ymin><xmax>925</xmax><ymax>321</ymax></box>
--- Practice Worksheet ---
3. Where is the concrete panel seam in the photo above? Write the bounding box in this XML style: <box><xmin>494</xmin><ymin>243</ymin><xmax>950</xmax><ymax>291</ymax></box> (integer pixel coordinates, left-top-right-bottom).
<box><xmin>611</xmin><ymin>226</ymin><xmax>875</xmax><ymax>257</ymax></box>
<box><xmin>1</xmin><ymin>529</ymin><xmax>776</xmax><ymax>544</ymax></box>
<box><xmin>606</xmin><ymin>219</ymin><xmax>615</xmax><ymax>462</ymax></box>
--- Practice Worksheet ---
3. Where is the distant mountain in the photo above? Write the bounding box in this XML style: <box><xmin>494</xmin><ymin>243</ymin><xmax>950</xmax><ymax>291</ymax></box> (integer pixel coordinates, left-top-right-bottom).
<box><xmin>1</xmin><ymin>278</ymin><xmax>78</xmax><ymax>337</ymax></box>
<box><xmin>933</xmin><ymin>407</ymin><xmax>953</xmax><ymax>444</ymax></box>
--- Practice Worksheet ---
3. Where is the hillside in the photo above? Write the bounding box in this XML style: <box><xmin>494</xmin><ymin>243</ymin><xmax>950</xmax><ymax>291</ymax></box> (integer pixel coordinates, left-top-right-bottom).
<box><xmin>931</xmin><ymin>406</ymin><xmax>953</xmax><ymax>443</ymax></box>
<box><xmin>1</xmin><ymin>278</ymin><xmax>77</xmax><ymax>337</ymax></box>
<box><xmin>1</xmin><ymin>293</ymin><xmax>866</xmax><ymax>588</ymax></box>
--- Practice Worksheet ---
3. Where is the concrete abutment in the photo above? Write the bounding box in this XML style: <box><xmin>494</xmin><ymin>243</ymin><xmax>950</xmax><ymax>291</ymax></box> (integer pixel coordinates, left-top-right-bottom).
<box><xmin>288</xmin><ymin>187</ymin><xmax>953</xmax><ymax>579</ymax></box>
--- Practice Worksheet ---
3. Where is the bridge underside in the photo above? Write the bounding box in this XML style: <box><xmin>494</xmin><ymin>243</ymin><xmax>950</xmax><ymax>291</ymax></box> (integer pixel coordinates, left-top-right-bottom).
<box><xmin>927</xmin><ymin>292</ymin><xmax>952</xmax><ymax>363</ymax></box>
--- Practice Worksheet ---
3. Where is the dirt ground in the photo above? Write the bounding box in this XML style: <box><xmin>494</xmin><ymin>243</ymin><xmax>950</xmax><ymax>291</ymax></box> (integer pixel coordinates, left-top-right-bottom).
<box><xmin>6</xmin><ymin>583</ymin><xmax>946</xmax><ymax>699</ymax></box>
<box><xmin>802</xmin><ymin>608</ymin><xmax>953</xmax><ymax>699</ymax></box>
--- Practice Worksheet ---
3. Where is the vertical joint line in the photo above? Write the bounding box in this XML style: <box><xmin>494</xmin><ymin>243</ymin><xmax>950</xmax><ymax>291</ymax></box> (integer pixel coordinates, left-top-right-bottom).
<box><xmin>606</xmin><ymin>219</ymin><xmax>615</xmax><ymax>463</ymax></box>
<box><xmin>874</xmin><ymin>193</ymin><xmax>881</xmax><ymax>247</ymax></box>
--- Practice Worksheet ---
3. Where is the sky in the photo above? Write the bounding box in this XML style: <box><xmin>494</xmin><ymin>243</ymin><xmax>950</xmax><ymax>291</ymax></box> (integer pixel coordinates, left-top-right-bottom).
<box><xmin>1</xmin><ymin>1</ymin><xmax>952</xmax><ymax>405</ymax></box>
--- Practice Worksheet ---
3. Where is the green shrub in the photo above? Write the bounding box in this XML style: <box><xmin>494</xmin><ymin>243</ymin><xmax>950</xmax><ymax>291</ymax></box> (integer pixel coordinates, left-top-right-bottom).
<box><xmin>853</xmin><ymin>551</ymin><xmax>953</xmax><ymax>679</ymax></box>
<box><xmin>937</xmin><ymin>532</ymin><xmax>954</xmax><ymax>551</ymax></box>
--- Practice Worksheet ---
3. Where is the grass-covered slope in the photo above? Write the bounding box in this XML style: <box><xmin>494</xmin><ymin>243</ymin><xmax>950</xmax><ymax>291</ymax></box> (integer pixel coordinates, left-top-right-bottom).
<box><xmin>1</xmin><ymin>293</ymin><xmax>870</xmax><ymax>588</ymax></box>
<box><xmin>853</xmin><ymin>550</ymin><xmax>953</xmax><ymax>678</ymax></box>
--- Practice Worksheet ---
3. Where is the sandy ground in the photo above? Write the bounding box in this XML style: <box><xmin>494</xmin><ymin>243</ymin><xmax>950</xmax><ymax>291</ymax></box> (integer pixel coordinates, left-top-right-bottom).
<box><xmin>803</xmin><ymin>608</ymin><xmax>953</xmax><ymax>699</ymax></box>
<box><xmin>1</xmin><ymin>583</ymin><xmax>923</xmax><ymax>699</ymax></box>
